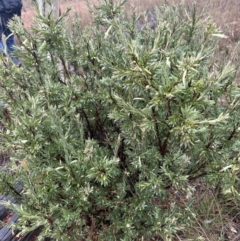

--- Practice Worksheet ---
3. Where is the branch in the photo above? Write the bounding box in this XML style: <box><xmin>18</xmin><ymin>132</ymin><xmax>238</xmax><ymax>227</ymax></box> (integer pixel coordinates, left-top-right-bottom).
<box><xmin>228</xmin><ymin>122</ymin><xmax>239</xmax><ymax>141</ymax></box>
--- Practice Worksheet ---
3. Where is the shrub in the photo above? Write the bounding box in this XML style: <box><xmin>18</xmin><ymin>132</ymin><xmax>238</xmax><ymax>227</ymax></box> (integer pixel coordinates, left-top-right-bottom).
<box><xmin>0</xmin><ymin>0</ymin><xmax>240</xmax><ymax>240</ymax></box>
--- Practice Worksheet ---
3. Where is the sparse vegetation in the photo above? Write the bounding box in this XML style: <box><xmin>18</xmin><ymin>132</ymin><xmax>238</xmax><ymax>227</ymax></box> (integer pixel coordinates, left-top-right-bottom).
<box><xmin>0</xmin><ymin>0</ymin><xmax>240</xmax><ymax>240</ymax></box>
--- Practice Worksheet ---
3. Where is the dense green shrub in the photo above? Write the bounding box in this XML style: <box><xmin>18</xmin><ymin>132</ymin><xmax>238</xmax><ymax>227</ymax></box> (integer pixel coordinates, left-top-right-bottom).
<box><xmin>0</xmin><ymin>0</ymin><xmax>240</xmax><ymax>240</ymax></box>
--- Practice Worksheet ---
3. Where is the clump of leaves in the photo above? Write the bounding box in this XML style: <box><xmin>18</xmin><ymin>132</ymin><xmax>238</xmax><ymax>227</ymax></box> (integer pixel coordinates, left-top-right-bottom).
<box><xmin>0</xmin><ymin>0</ymin><xmax>240</xmax><ymax>240</ymax></box>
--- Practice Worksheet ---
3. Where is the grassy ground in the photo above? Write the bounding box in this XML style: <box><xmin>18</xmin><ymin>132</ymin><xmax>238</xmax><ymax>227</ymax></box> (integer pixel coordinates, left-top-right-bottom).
<box><xmin>15</xmin><ymin>1</ymin><xmax>240</xmax><ymax>240</ymax></box>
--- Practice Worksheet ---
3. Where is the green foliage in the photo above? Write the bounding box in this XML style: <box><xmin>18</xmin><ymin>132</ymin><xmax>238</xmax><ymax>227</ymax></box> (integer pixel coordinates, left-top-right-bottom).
<box><xmin>0</xmin><ymin>1</ymin><xmax>240</xmax><ymax>240</ymax></box>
